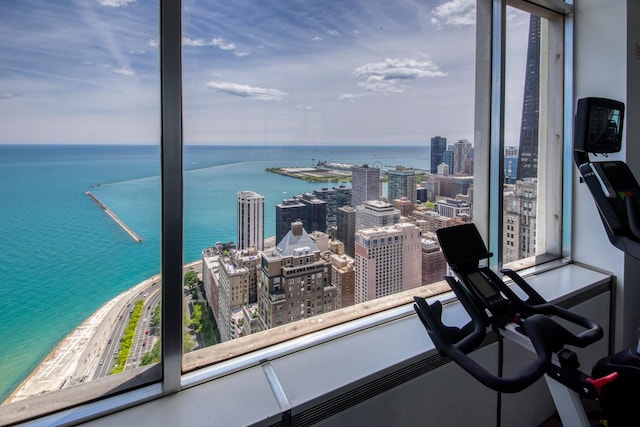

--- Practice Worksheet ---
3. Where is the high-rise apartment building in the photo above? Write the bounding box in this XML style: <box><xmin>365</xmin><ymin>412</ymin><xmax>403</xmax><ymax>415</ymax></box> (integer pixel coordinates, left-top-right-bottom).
<box><xmin>313</xmin><ymin>187</ymin><xmax>337</xmax><ymax>228</ymax></box>
<box><xmin>351</xmin><ymin>165</ymin><xmax>380</xmax><ymax>207</ymax></box>
<box><xmin>387</xmin><ymin>169</ymin><xmax>417</xmax><ymax>204</ymax></box>
<box><xmin>416</xmin><ymin>186</ymin><xmax>429</xmax><ymax>203</ymax></box>
<box><xmin>442</xmin><ymin>150</ymin><xmax>454</xmax><ymax>174</ymax></box>
<box><xmin>355</xmin><ymin>200</ymin><xmax>401</xmax><ymax>231</ymax></box>
<box><xmin>354</xmin><ymin>223</ymin><xmax>422</xmax><ymax>304</ymax></box>
<box><xmin>410</xmin><ymin>209</ymin><xmax>458</xmax><ymax>233</ymax></box>
<box><xmin>334</xmin><ymin>184</ymin><xmax>352</xmax><ymax>208</ymax></box>
<box><xmin>516</xmin><ymin>15</ymin><xmax>541</xmax><ymax>180</ymax></box>
<box><xmin>201</xmin><ymin>247</ymin><xmax>220</xmax><ymax>321</ymax></box>
<box><xmin>330</xmin><ymin>254</ymin><xmax>355</xmax><ymax>308</ymax></box>
<box><xmin>258</xmin><ymin>222</ymin><xmax>337</xmax><ymax>329</ymax></box>
<box><xmin>437</xmin><ymin>162</ymin><xmax>450</xmax><ymax>176</ymax></box>
<box><xmin>435</xmin><ymin>198</ymin><xmax>472</xmax><ymax>219</ymax></box>
<box><xmin>237</xmin><ymin>190</ymin><xmax>264</xmax><ymax>251</ymax></box>
<box><xmin>503</xmin><ymin>179</ymin><xmax>538</xmax><ymax>263</ymax></box>
<box><xmin>229</xmin><ymin>304</ymin><xmax>261</xmax><ymax>341</ymax></box>
<box><xmin>336</xmin><ymin>206</ymin><xmax>356</xmax><ymax>257</ymax></box>
<box><xmin>295</xmin><ymin>193</ymin><xmax>327</xmax><ymax>235</ymax></box>
<box><xmin>216</xmin><ymin>247</ymin><xmax>261</xmax><ymax>342</ymax></box>
<box><xmin>393</xmin><ymin>197</ymin><xmax>414</xmax><ymax>217</ymax></box>
<box><xmin>430</xmin><ymin>136</ymin><xmax>447</xmax><ymax>174</ymax></box>
<box><xmin>421</xmin><ymin>238</ymin><xmax>447</xmax><ymax>286</ymax></box>
<box><xmin>275</xmin><ymin>199</ymin><xmax>306</xmax><ymax>243</ymax></box>
<box><xmin>505</xmin><ymin>146</ymin><xmax>519</xmax><ymax>184</ymax></box>
<box><xmin>421</xmin><ymin>175</ymin><xmax>440</xmax><ymax>202</ymax></box>
<box><xmin>312</xmin><ymin>184</ymin><xmax>352</xmax><ymax>228</ymax></box>
<box><xmin>453</xmin><ymin>140</ymin><xmax>473</xmax><ymax>175</ymax></box>
<box><xmin>451</xmin><ymin>176</ymin><xmax>474</xmax><ymax>198</ymax></box>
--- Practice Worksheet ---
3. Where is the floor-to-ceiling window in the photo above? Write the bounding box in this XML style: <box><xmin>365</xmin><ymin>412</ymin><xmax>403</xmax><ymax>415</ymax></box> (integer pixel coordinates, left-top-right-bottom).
<box><xmin>502</xmin><ymin>3</ymin><xmax>565</xmax><ymax>269</ymax></box>
<box><xmin>0</xmin><ymin>0</ymin><xmax>572</xmax><ymax>424</ymax></box>
<box><xmin>0</xmin><ymin>1</ymin><xmax>162</xmax><ymax>423</ymax></box>
<box><xmin>179</xmin><ymin>0</ymin><xmax>479</xmax><ymax>372</ymax></box>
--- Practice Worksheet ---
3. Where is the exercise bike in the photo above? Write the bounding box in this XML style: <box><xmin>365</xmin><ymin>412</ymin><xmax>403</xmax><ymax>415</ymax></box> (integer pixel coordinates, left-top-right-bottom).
<box><xmin>413</xmin><ymin>97</ymin><xmax>640</xmax><ymax>426</ymax></box>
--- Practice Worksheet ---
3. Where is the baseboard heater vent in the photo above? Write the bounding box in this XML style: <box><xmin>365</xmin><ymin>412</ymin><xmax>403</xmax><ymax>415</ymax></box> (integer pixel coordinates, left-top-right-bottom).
<box><xmin>269</xmin><ymin>333</ymin><xmax>498</xmax><ymax>427</ymax></box>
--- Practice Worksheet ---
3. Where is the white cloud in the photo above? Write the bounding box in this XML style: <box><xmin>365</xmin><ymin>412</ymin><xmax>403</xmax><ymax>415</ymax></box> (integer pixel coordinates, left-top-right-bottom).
<box><xmin>211</xmin><ymin>38</ymin><xmax>236</xmax><ymax>50</ymax></box>
<box><xmin>206</xmin><ymin>81</ymin><xmax>287</xmax><ymax>101</ymax></box>
<box><xmin>353</xmin><ymin>57</ymin><xmax>446</xmax><ymax>93</ymax></box>
<box><xmin>96</xmin><ymin>0</ymin><xmax>136</xmax><ymax>7</ymax></box>
<box><xmin>338</xmin><ymin>93</ymin><xmax>367</xmax><ymax>103</ymax></box>
<box><xmin>113</xmin><ymin>67</ymin><xmax>135</xmax><ymax>76</ymax></box>
<box><xmin>431</xmin><ymin>0</ymin><xmax>476</xmax><ymax>27</ymax></box>
<box><xmin>148</xmin><ymin>39</ymin><xmax>159</xmax><ymax>48</ymax></box>
<box><xmin>296</xmin><ymin>104</ymin><xmax>312</xmax><ymax>111</ymax></box>
<box><xmin>182</xmin><ymin>36</ymin><xmax>248</xmax><ymax>56</ymax></box>
<box><xmin>183</xmin><ymin>37</ymin><xmax>207</xmax><ymax>47</ymax></box>
<box><xmin>0</xmin><ymin>93</ymin><xmax>23</xmax><ymax>100</ymax></box>
<box><xmin>312</xmin><ymin>36</ymin><xmax>323</xmax><ymax>41</ymax></box>
<box><xmin>327</xmin><ymin>29</ymin><xmax>341</xmax><ymax>36</ymax></box>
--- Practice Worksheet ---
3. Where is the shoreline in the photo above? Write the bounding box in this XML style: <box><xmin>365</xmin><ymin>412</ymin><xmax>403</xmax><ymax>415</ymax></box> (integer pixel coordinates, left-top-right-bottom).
<box><xmin>3</xmin><ymin>261</ymin><xmax>201</xmax><ymax>405</ymax></box>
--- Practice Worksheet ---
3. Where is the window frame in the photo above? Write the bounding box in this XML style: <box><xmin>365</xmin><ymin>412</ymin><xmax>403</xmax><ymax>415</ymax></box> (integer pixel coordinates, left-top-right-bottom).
<box><xmin>0</xmin><ymin>0</ymin><xmax>575</xmax><ymax>424</ymax></box>
<box><xmin>479</xmin><ymin>0</ymin><xmax>573</xmax><ymax>269</ymax></box>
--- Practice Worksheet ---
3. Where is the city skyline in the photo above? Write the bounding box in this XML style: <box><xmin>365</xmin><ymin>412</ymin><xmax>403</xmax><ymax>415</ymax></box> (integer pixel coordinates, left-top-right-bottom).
<box><xmin>0</xmin><ymin>1</ymin><xmax>530</xmax><ymax>146</ymax></box>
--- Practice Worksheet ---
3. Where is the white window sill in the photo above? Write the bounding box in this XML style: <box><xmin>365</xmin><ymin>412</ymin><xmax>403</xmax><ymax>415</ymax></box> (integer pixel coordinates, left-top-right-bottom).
<box><xmin>24</xmin><ymin>263</ymin><xmax>611</xmax><ymax>427</ymax></box>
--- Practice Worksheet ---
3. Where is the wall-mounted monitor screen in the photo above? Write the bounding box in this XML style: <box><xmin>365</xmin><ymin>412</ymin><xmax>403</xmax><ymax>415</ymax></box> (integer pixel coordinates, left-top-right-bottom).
<box><xmin>574</xmin><ymin>97</ymin><xmax>625</xmax><ymax>154</ymax></box>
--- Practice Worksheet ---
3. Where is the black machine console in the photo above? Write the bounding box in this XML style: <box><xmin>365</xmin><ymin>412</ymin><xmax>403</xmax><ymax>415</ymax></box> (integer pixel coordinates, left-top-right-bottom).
<box><xmin>574</xmin><ymin>97</ymin><xmax>640</xmax><ymax>259</ymax></box>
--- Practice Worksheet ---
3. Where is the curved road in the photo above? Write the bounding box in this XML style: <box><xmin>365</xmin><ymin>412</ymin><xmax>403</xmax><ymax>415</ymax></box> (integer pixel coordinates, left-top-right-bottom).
<box><xmin>94</xmin><ymin>282</ymin><xmax>161</xmax><ymax>378</ymax></box>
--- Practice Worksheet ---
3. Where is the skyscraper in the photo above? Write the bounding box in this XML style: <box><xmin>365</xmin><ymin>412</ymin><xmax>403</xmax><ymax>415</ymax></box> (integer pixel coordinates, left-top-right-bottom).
<box><xmin>275</xmin><ymin>199</ymin><xmax>306</xmax><ymax>243</ymax></box>
<box><xmin>430</xmin><ymin>136</ymin><xmax>447</xmax><ymax>173</ymax></box>
<box><xmin>237</xmin><ymin>190</ymin><xmax>264</xmax><ymax>251</ymax></box>
<box><xmin>387</xmin><ymin>169</ymin><xmax>417</xmax><ymax>203</ymax></box>
<box><xmin>421</xmin><ymin>238</ymin><xmax>447</xmax><ymax>286</ymax></box>
<box><xmin>336</xmin><ymin>206</ymin><xmax>356</xmax><ymax>257</ymax></box>
<box><xmin>503</xmin><ymin>179</ymin><xmax>538</xmax><ymax>263</ymax></box>
<box><xmin>355</xmin><ymin>200</ymin><xmax>401</xmax><ymax>231</ymax></box>
<box><xmin>258</xmin><ymin>221</ymin><xmax>336</xmax><ymax>329</ymax></box>
<box><xmin>442</xmin><ymin>150</ymin><xmax>454</xmax><ymax>174</ymax></box>
<box><xmin>312</xmin><ymin>184</ymin><xmax>353</xmax><ymax>228</ymax></box>
<box><xmin>330</xmin><ymin>254</ymin><xmax>355</xmax><ymax>308</ymax></box>
<box><xmin>295</xmin><ymin>193</ymin><xmax>327</xmax><ymax>235</ymax></box>
<box><xmin>453</xmin><ymin>139</ymin><xmax>472</xmax><ymax>175</ymax></box>
<box><xmin>516</xmin><ymin>15</ymin><xmax>541</xmax><ymax>180</ymax></box>
<box><xmin>334</xmin><ymin>184</ymin><xmax>352</xmax><ymax>208</ymax></box>
<box><xmin>217</xmin><ymin>248</ymin><xmax>261</xmax><ymax>341</ymax></box>
<box><xmin>312</xmin><ymin>187</ymin><xmax>336</xmax><ymax>228</ymax></box>
<box><xmin>351</xmin><ymin>165</ymin><xmax>380</xmax><ymax>207</ymax></box>
<box><xmin>354</xmin><ymin>223</ymin><xmax>422</xmax><ymax>303</ymax></box>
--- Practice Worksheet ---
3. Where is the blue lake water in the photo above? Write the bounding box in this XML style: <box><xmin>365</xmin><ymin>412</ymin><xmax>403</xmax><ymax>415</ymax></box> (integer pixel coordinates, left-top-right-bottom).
<box><xmin>0</xmin><ymin>144</ymin><xmax>429</xmax><ymax>401</ymax></box>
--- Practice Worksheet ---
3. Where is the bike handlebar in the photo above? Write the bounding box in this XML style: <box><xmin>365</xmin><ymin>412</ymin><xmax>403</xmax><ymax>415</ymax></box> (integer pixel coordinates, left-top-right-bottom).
<box><xmin>413</xmin><ymin>270</ymin><xmax>603</xmax><ymax>394</ymax></box>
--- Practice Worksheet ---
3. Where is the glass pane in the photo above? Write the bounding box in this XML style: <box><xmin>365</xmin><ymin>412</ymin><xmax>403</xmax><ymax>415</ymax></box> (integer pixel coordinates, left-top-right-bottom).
<box><xmin>182</xmin><ymin>0</ymin><xmax>476</xmax><ymax>370</ymax></box>
<box><xmin>0</xmin><ymin>1</ymin><xmax>161</xmax><ymax>421</ymax></box>
<box><xmin>503</xmin><ymin>7</ymin><xmax>563</xmax><ymax>268</ymax></box>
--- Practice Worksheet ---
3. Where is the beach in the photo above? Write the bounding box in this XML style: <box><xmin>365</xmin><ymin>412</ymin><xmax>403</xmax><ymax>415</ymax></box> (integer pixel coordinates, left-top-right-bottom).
<box><xmin>4</xmin><ymin>261</ymin><xmax>201</xmax><ymax>405</ymax></box>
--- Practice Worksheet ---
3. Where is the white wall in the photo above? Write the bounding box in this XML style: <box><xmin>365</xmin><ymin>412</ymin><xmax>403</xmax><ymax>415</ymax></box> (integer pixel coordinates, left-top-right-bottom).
<box><xmin>316</xmin><ymin>293</ymin><xmax>610</xmax><ymax>427</ymax></box>
<box><xmin>573</xmin><ymin>0</ymin><xmax>640</xmax><ymax>349</ymax></box>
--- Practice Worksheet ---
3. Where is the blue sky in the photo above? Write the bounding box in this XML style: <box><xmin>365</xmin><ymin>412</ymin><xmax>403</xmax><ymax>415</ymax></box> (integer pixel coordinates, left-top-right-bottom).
<box><xmin>0</xmin><ymin>0</ymin><xmax>528</xmax><ymax>145</ymax></box>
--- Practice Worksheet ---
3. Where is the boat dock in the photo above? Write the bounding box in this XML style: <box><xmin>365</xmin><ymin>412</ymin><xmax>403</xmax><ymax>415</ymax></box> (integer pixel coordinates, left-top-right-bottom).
<box><xmin>85</xmin><ymin>191</ymin><xmax>143</xmax><ymax>242</ymax></box>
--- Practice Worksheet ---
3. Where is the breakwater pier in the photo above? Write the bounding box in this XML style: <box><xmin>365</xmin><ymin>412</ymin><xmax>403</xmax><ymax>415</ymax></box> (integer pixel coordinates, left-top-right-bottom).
<box><xmin>85</xmin><ymin>191</ymin><xmax>142</xmax><ymax>242</ymax></box>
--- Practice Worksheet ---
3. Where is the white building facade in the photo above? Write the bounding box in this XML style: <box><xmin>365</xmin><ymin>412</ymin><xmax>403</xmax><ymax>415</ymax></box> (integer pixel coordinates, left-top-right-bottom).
<box><xmin>237</xmin><ymin>190</ymin><xmax>264</xmax><ymax>251</ymax></box>
<box><xmin>354</xmin><ymin>223</ymin><xmax>422</xmax><ymax>304</ymax></box>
